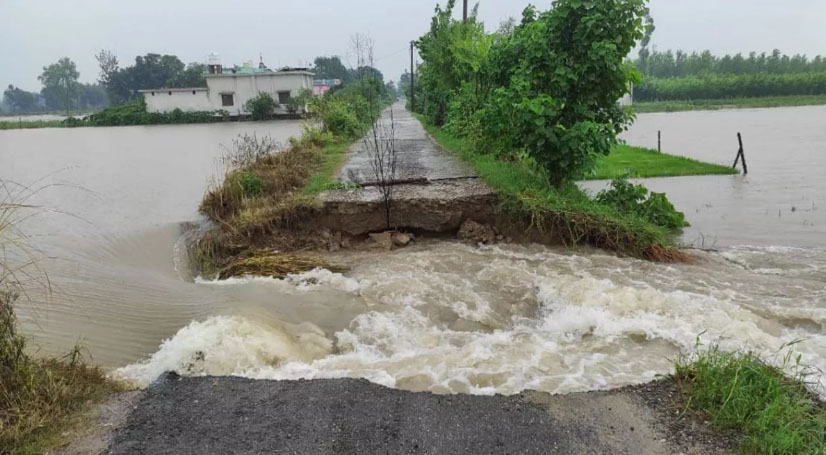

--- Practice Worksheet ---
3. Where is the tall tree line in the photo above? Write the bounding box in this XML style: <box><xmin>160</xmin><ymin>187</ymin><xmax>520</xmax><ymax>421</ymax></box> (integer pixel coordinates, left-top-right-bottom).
<box><xmin>1</xmin><ymin>51</ymin><xmax>208</xmax><ymax>114</ymax></box>
<box><xmin>636</xmin><ymin>49</ymin><xmax>826</xmax><ymax>79</ymax></box>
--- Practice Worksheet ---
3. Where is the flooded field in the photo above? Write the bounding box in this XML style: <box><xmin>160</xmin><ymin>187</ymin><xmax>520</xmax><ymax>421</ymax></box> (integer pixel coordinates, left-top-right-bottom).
<box><xmin>1</xmin><ymin>107</ymin><xmax>824</xmax><ymax>395</ymax></box>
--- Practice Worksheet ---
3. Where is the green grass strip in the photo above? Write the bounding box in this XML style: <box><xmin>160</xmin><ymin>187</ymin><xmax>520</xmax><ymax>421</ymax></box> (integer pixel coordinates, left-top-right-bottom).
<box><xmin>634</xmin><ymin>95</ymin><xmax>826</xmax><ymax>113</ymax></box>
<box><xmin>302</xmin><ymin>139</ymin><xmax>354</xmax><ymax>196</ymax></box>
<box><xmin>676</xmin><ymin>346</ymin><xmax>826</xmax><ymax>455</ymax></box>
<box><xmin>588</xmin><ymin>144</ymin><xmax>737</xmax><ymax>180</ymax></box>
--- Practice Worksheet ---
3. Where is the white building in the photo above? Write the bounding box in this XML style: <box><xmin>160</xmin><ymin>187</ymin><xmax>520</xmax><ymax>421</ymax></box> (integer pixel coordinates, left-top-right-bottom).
<box><xmin>139</xmin><ymin>56</ymin><xmax>313</xmax><ymax>116</ymax></box>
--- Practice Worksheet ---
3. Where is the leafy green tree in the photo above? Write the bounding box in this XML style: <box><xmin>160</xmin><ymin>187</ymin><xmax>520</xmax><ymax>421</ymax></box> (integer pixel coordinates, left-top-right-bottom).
<box><xmin>102</xmin><ymin>53</ymin><xmax>207</xmax><ymax>104</ymax></box>
<box><xmin>478</xmin><ymin>0</ymin><xmax>646</xmax><ymax>185</ymax></box>
<box><xmin>3</xmin><ymin>85</ymin><xmax>39</xmax><ymax>113</ymax></box>
<box><xmin>95</xmin><ymin>49</ymin><xmax>119</xmax><ymax>87</ymax></box>
<box><xmin>353</xmin><ymin>66</ymin><xmax>384</xmax><ymax>83</ymax></box>
<box><xmin>244</xmin><ymin>92</ymin><xmax>276</xmax><ymax>120</ymax></box>
<box><xmin>173</xmin><ymin>63</ymin><xmax>207</xmax><ymax>88</ymax></box>
<box><xmin>398</xmin><ymin>70</ymin><xmax>411</xmax><ymax>99</ymax></box>
<box><xmin>312</xmin><ymin>56</ymin><xmax>352</xmax><ymax>83</ymax></box>
<box><xmin>77</xmin><ymin>83</ymin><xmax>108</xmax><ymax>110</ymax></box>
<box><xmin>38</xmin><ymin>57</ymin><xmax>80</xmax><ymax>114</ymax></box>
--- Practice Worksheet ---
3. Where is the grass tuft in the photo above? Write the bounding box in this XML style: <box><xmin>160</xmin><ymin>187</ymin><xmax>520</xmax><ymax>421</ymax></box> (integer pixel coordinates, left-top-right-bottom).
<box><xmin>675</xmin><ymin>344</ymin><xmax>826</xmax><ymax>454</ymax></box>
<box><xmin>589</xmin><ymin>145</ymin><xmax>737</xmax><ymax>180</ymax></box>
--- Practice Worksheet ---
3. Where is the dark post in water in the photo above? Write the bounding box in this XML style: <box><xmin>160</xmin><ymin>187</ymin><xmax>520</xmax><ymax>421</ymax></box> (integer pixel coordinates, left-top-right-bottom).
<box><xmin>658</xmin><ymin>130</ymin><xmax>661</xmax><ymax>153</ymax></box>
<box><xmin>732</xmin><ymin>132</ymin><xmax>748</xmax><ymax>174</ymax></box>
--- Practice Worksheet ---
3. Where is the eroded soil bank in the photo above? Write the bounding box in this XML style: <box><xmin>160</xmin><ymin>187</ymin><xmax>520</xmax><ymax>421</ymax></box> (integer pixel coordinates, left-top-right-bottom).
<box><xmin>101</xmin><ymin>375</ymin><xmax>734</xmax><ymax>455</ymax></box>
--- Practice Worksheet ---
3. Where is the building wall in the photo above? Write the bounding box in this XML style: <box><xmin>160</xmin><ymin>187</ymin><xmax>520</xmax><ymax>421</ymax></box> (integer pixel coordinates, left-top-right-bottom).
<box><xmin>205</xmin><ymin>72</ymin><xmax>313</xmax><ymax>115</ymax></box>
<box><xmin>141</xmin><ymin>72</ymin><xmax>314</xmax><ymax>115</ymax></box>
<box><xmin>144</xmin><ymin>90</ymin><xmax>211</xmax><ymax>113</ymax></box>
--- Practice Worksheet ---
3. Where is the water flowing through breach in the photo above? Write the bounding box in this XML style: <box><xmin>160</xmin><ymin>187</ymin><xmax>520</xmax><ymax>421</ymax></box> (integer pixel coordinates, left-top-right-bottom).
<box><xmin>116</xmin><ymin>242</ymin><xmax>826</xmax><ymax>395</ymax></box>
<box><xmin>2</xmin><ymin>108</ymin><xmax>824</xmax><ymax>397</ymax></box>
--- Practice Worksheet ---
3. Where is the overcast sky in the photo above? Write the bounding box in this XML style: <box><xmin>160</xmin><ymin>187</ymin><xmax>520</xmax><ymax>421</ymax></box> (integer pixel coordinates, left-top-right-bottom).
<box><xmin>2</xmin><ymin>0</ymin><xmax>825</xmax><ymax>91</ymax></box>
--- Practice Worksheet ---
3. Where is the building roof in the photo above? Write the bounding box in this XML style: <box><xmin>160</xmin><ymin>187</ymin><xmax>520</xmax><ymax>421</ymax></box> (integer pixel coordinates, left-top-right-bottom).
<box><xmin>206</xmin><ymin>68</ymin><xmax>314</xmax><ymax>78</ymax></box>
<box><xmin>137</xmin><ymin>87</ymin><xmax>208</xmax><ymax>93</ymax></box>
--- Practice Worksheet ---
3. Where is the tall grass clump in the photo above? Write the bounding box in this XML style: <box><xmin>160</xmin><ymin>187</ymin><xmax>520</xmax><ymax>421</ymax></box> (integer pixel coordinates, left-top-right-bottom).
<box><xmin>675</xmin><ymin>343</ymin><xmax>826</xmax><ymax>454</ymax></box>
<box><xmin>1</xmin><ymin>181</ymin><xmax>116</xmax><ymax>453</ymax></box>
<box><xmin>194</xmin><ymin>74</ymin><xmax>395</xmax><ymax>279</ymax></box>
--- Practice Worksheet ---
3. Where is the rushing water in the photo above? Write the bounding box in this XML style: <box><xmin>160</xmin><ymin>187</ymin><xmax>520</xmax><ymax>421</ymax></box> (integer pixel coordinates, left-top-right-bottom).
<box><xmin>1</xmin><ymin>107</ymin><xmax>824</xmax><ymax>395</ymax></box>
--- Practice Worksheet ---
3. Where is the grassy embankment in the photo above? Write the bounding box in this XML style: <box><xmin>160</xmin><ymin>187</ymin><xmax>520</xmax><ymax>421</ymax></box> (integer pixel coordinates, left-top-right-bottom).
<box><xmin>676</xmin><ymin>345</ymin><xmax>826</xmax><ymax>454</ymax></box>
<box><xmin>1</xmin><ymin>194</ymin><xmax>118</xmax><ymax>453</ymax></box>
<box><xmin>418</xmin><ymin>116</ymin><xmax>686</xmax><ymax>261</ymax></box>
<box><xmin>634</xmin><ymin>94</ymin><xmax>826</xmax><ymax>113</ymax></box>
<box><xmin>0</xmin><ymin>102</ymin><xmax>226</xmax><ymax>130</ymax></box>
<box><xmin>194</xmin><ymin>130</ymin><xmax>353</xmax><ymax>279</ymax></box>
<box><xmin>588</xmin><ymin>145</ymin><xmax>737</xmax><ymax>180</ymax></box>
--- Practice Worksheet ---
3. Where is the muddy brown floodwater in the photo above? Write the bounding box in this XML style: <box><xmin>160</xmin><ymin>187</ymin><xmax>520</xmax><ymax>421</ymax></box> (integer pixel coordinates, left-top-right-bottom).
<box><xmin>1</xmin><ymin>107</ymin><xmax>824</xmax><ymax>397</ymax></box>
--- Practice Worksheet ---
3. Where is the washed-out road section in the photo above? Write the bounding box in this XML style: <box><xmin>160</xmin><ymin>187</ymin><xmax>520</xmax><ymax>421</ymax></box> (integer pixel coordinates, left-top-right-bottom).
<box><xmin>317</xmin><ymin>103</ymin><xmax>497</xmax><ymax>235</ymax></box>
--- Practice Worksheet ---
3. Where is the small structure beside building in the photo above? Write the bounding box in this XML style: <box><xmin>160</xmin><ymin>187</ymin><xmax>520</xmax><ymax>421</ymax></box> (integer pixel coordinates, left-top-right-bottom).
<box><xmin>312</xmin><ymin>79</ymin><xmax>343</xmax><ymax>96</ymax></box>
<box><xmin>139</xmin><ymin>55</ymin><xmax>313</xmax><ymax>116</ymax></box>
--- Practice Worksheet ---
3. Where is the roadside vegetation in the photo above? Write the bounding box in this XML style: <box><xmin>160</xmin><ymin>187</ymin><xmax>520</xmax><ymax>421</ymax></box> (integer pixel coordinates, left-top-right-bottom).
<box><xmin>633</xmin><ymin>95</ymin><xmax>826</xmax><ymax>113</ymax></box>
<box><xmin>676</xmin><ymin>344</ymin><xmax>826</xmax><ymax>454</ymax></box>
<box><xmin>1</xmin><ymin>183</ymin><xmax>118</xmax><ymax>454</ymax></box>
<box><xmin>194</xmin><ymin>73</ymin><xmax>394</xmax><ymax>278</ymax></box>
<box><xmin>588</xmin><ymin>145</ymin><xmax>736</xmax><ymax>180</ymax></box>
<box><xmin>412</xmin><ymin>0</ymin><xmax>690</xmax><ymax>260</ymax></box>
<box><xmin>421</xmin><ymin>119</ymin><xmax>686</xmax><ymax>261</ymax></box>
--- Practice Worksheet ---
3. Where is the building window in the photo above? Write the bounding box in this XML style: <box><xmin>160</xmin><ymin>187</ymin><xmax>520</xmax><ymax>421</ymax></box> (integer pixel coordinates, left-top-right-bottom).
<box><xmin>221</xmin><ymin>94</ymin><xmax>234</xmax><ymax>106</ymax></box>
<box><xmin>278</xmin><ymin>90</ymin><xmax>292</xmax><ymax>105</ymax></box>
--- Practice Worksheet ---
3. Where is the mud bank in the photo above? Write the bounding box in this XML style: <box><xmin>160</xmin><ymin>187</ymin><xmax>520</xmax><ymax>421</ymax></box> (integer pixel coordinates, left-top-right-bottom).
<box><xmin>103</xmin><ymin>375</ymin><xmax>733</xmax><ymax>455</ymax></box>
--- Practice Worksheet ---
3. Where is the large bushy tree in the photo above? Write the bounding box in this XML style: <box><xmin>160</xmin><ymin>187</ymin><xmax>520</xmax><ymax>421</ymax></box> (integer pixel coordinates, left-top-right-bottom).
<box><xmin>415</xmin><ymin>0</ymin><xmax>646</xmax><ymax>185</ymax></box>
<box><xmin>39</xmin><ymin>57</ymin><xmax>80</xmax><ymax>114</ymax></box>
<box><xmin>101</xmin><ymin>53</ymin><xmax>207</xmax><ymax>104</ymax></box>
<box><xmin>312</xmin><ymin>56</ymin><xmax>352</xmax><ymax>83</ymax></box>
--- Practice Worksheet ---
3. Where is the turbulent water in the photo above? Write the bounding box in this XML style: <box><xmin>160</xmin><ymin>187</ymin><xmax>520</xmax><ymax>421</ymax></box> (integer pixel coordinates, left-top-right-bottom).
<box><xmin>1</xmin><ymin>106</ymin><xmax>825</xmax><ymax>396</ymax></box>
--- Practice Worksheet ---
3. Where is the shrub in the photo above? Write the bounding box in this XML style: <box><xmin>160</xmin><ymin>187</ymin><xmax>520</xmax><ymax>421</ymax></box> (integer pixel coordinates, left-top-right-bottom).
<box><xmin>311</xmin><ymin>96</ymin><xmax>363</xmax><ymax>139</ymax></box>
<box><xmin>244</xmin><ymin>92</ymin><xmax>277</xmax><ymax>120</ymax></box>
<box><xmin>238</xmin><ymin>172</ymin><xmax>264</xmax><ymax>197</ymax></box>
<box><xmin>596</xmin><ymin>177</ymin><xmax>688</xmax><ymax>229</ymax></box>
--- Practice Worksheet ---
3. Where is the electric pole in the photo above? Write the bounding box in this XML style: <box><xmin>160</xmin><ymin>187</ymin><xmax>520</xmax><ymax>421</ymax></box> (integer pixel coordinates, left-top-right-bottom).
<box><xmin>463</xmin><ymin>0</ymin><xmax>468</xmax><ymax>22</ymax></box>
<box><xmin>410</xmin><ymin>41</ymin><xmax>415</xmax><ymax>112</ymax></box>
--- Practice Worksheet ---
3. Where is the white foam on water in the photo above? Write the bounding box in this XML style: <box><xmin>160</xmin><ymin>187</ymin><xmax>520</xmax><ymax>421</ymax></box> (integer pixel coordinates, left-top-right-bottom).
<box><xmin>117</xmin><ymin>243</ymin><xmax>826</xmax><ymax>395</ymax></box>
<box><xmin>195</xmin><ymin>268</ymin><xmax>369</xmax><ymax>294</ymax></box>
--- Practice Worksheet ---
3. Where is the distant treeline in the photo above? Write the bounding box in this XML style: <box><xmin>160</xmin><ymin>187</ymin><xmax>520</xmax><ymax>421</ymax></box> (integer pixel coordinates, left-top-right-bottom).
<box><xmin>635</xmin><ymin>49</ymin><xmax>826</xmax><ymax>79</ymax></box>
<box><xmin>634</xmin><ymin>72</ymin><xmax>826</xmax><ymax>102</ymax></box>
<box><xmin>633</xmin><ymin>49</ymin><xmax>826</xmax><ymax>102</ymax></box>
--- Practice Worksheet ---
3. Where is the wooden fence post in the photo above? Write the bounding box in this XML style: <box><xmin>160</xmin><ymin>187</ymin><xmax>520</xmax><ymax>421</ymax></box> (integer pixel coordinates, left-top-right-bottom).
<box><xmin>732</xmin><ymin>132</ymin><xmax>748</xmax><ymax>174</ymax></box>
<box><xmin>657</xmin><ymin>130</ymin><xmax>661</xmax><ymax>153</ymax></box>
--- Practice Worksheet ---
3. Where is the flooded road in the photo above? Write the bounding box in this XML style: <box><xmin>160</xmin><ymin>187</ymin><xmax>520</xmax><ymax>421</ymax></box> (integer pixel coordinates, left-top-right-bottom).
<box><xmin>1</xmin><ymin>108</ymin><xmax>825</xmax><ymax>395</ymax></box>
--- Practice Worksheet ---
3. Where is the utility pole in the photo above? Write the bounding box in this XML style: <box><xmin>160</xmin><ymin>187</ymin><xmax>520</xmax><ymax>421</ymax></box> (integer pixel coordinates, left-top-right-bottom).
<box><xmin>410</xmin><ymin>41</ymin><xmax>415</xmax><ymax>112</ymax></box>
<box><xmin>463</xmin><ymin>0</ymin><xmax>468</xmax><ymax>22</ymax></box>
